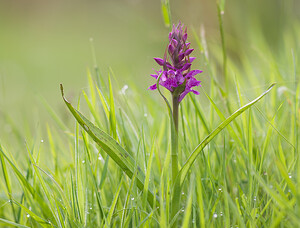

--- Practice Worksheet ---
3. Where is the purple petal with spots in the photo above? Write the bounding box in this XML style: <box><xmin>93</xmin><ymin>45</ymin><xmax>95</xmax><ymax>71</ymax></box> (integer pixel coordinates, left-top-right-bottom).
<box><xmin>186</xmin><ymin>70</ymin><xmax>203</xmax><ymax>78</ymax></box>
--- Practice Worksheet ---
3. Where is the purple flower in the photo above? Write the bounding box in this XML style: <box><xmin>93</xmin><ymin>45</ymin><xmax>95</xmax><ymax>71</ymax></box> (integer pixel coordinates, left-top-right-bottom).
<box><xmin>148</xmin><ymin>22</ymin><xmax>202</xmax><ymax>102</ymax></box>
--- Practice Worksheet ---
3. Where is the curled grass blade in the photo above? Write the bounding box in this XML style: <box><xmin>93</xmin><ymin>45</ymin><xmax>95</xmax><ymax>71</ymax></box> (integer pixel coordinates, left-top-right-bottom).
<box><xmin>60</xmin><ymin>84</ymin><xmax>157</xmax><ymax>207</ymax></box>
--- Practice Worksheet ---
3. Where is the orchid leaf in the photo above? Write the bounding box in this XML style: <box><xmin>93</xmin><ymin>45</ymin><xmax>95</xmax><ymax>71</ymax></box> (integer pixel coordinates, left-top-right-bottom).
<box><xmin>60</xmin><ymin>84</ymin><xmax>157</xmax><ymax>207</ymax></box>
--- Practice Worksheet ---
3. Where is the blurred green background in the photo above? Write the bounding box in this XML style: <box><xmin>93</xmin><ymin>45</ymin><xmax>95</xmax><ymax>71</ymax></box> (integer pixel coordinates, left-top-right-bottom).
<box><xmin>0</xmin><ymin>0</ymin><xmax>299</xmax><ymax>141</ymax></box>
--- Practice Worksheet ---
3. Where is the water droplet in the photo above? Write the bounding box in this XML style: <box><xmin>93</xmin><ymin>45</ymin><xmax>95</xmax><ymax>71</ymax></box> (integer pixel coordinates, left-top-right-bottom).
<box><xmin>29</xmin><ymin>206</ymin><xmax>32</xmax><ymax>211</ymax></box>
<box><xmin>288</xmin><ymin>173</ymin><xmax>292</xmax><ymax>179</ymax></box>
<box><xmin>192</xmin><ymin>219</ymin><xmax>195</xmax><ymax>223</ymax></box>
<box><xmin>41</xmin><ymin>139</ymin><xmax>44</xmax><ymax>143</ymax></box>
<box><xmin>233</xmin><ymin>159</ymin><xmax>237</xmax><ymax>163</ymax></box>
<box><xmin>213</xmin><ymin>213</ymin><xmax>218</xmax><ymax>218</ymax></box>
<box><xmin>144</xmin><ymin>113</ymin><xmax>148</xmax><ymax>117</ymax></box>
<box><xmin>120</xmin><ymin>85</ymin><xmax>129</xmax><ymax>95</ymax></box>
<box><xmin>220</xmin><ymin>212</ymin><xmax>223</xmax><ymax>216</ymax></box>
<box><xmin>218</xmin><ymin>188</ymin><xmax>222</xmax><ymax>192</ymax></box>
<box><xmin>131</xmin><ymin>197</ymin><xmax>134</xmax><ymax>201</ymax></box>
<box><xmin>181</xmin><ymin>209</ymin><xmax>185</xmax><ymax>212</ymax></box>
<box><xmin>253</xmin><ymin>196</ymin><xmax>257</xmax><ymax>201</ymax></box>
<box><xmin>26</xmin><ymin>214</ymin><xmax>30</xmax><ymax>218</ymax></box>
<box><xmin>83</xmin><ymin>125</ymin><xmax>89</xmax><ymax>131</ymax></box>
<box><xmin>181</xmin><ymin>192</ymin><xmax>185</xmax><ymax>195</ymax></box>
<box><xmin>82</xmin><ymin>160</ymin><xmax>85</xmax><ymax>164</ymax></box>
<box><xmin>90</xmin><ymin>207</ymin><xmax>92</xmax><ymax>210</ymax></box>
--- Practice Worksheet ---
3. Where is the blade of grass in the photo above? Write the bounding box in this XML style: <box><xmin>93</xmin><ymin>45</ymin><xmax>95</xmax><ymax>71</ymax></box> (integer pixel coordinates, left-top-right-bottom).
<box><xmin>0</xmin><ymin>218</ymin><xmax>30</xmax><ymax>228</ymax></box>
<box><xmin>106</xmin><ymin>178</ymin><xmax>123</xmax><ymax>226</ymax></box>
<box><xmin>0</xmin><ymin>149</ymin><xmax>17</xmax><ymax>222</ymax></box>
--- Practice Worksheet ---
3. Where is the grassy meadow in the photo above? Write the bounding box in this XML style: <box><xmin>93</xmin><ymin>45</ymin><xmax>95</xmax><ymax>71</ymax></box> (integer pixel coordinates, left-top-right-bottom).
<box><xmin>0</xmin><ymin>0</ymin><xmax>299</xmax><ymax>227</ymax></box>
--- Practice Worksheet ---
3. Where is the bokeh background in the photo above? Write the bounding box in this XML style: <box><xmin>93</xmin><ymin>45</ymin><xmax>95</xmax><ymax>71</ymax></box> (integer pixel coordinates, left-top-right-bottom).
<box><xmin>0</xmin><ymin>0</ymin><xmax>299</xmax><ymax>142</ymax></box>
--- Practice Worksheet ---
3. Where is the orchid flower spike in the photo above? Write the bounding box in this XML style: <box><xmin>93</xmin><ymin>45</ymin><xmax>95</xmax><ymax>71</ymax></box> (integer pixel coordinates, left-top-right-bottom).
<box><xmin>148</xmin><ymin>22</ymin><xmax>203</xmax><ymax>102</ymax></box>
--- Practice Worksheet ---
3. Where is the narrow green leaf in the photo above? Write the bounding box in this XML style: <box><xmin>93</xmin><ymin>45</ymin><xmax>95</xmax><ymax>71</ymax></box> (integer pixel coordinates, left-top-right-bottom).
<box><xmin>181</xmin><ymin>181</ymin><xmax>194</xmax><ymax>228</ymax></box>
<box><xmin>12</xmin><ymin>200</ymin><xmax>50</xmax><ymax>226</ymax></box>
<box><xmin>176</xmin><ymin>84</ymin><xmax>275</xmax><ymax>188</ymax></box>
<box><xmin>87</xmin><ymin>68</ymin><xmax>96</xmax><ymax>106</ymax></box>
<box><xmin>96</xmin><ymin>85</ymin><xmax>110</xmax><ymax>118</ymax></box>
<box><xmin>0</xmin><ymin>145</ymin><xmax>35</xmax><ymax>196</ymax></box>
<box><xmin>0</xmin><ymin>218</ymin><xmax>30</xmax><ymax>228</ymax></box>
<box><xmin>161</xmin><ymin>1</ymin><xmax>171</xmax><ymax>28</ymax></box>
<box><xmin>142</xmin><ymin>139</ymin><xmax>155</xmax><ymax>208</ymax></box>
<box><xmin>106</xmin><ymin>178</ymin><xmax>123</xmax><ymax>226</ymax></box>
<box><xmin>60</xmin><ymin>84</ymin><xmax>157</xmax><ymax>207</ymax></box>
<box><xmin>108</xmin><ymin>76</ymin><xmax>117</xmax><ymax>139</ymax></box>
<box><xmin>0</xmin><ymin>149</ymin><xmax>17</xmax><ymax>222</ymax></box>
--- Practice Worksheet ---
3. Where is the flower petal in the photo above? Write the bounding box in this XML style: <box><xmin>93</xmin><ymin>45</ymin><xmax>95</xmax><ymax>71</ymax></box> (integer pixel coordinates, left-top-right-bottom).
<box><xmin>148</xmin><ymin>84</ymin><xmax>157</xmax><ymax>90</ymax></box>
<box><xmin>150</xmin><ymin>74</ymin><xmax>158</xmax><ymax>79</ymax></box>
<box><xmin>189</xmin><ymin>57</ymin><xmax>196</xmax><ymax>63</ymax></box>
<box><xmin>191</xmin><ymin>89</ymin><xmax>200</xmax><ymax>95</ymax></box>
<box><xmin>186</xmin><ymin>70</ymin><xmax>203</xmax><ymax>78</ymax></box>
<box><xmin>181</xmin><ymin>63</ymin><xmax>192</xmax><ymax>71</ymax></box>
<box><xmin>185</xmin><ymin>48</ymin><xmax>194</xmax><ymax>56</ymax></box>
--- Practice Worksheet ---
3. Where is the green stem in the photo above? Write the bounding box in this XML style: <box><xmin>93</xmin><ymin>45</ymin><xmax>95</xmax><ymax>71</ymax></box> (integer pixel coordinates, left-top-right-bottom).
<box><xmin>171</xmin><ymin>95</ymin><xmax>179</xmax><ymax>183</ymax></box>
<box><xmin>171</xmin><ymin>94</ymin><xmax>180</xmax><ymax>225</ymax></box>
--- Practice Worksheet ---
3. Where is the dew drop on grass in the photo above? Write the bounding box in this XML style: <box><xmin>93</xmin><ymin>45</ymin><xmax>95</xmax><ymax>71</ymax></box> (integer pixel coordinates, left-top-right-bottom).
<box><xmin>213</xmin><ymin>213</ymin><xmax>218</xmax><ymax>218</ymax></box>
<box><xmin>83</xmin><ymin>125</ymin><xmax>89</xmax><ymax>131</ymax></box>
<box><xmin>181</xmin><ymin>192</ymin><xmax>185</xmax><ymax>195</ymax></box>
<box><xmin>26</xmin><ymin>214</ymin><xmax>30</xmax><ymax>218</ymax></box>
<box><xmin>220</xmin><ymin>212</ymin><xmax>223</xmax><ymax>216</ymax></box>
<box><xmin>98</xmin><ymin>155</ymin><xmax>104</xmax><ymax>161</ymax></box>
<box><xmin>131</xmin><ymin>197</ymin><xmax>134</xmax><ymax>201</ymax></box>
<box><xmin>288</xmin><ymin>173</ymin><xmax>292</xmax><ymax>178</ymax></box>
<box><xmin>41</xmin><ymin>139</ymin><xmax>44</xmax><ymax>143</ymax></box>
<box><xmin>181</xmin><ymin>209</ymin><xmax>185</xmax><ymax>212</ymax></box>
<box><xmin>82</xmin><ymin>160</ymin><xmax>85</xmax><ymax>164</ymax></box>
<box><xmin>144</xmin><ymin>113</ymin><xmax>148</xmax><ymax>117</ymax></box>
<box><xmin>253</xmin><ymin>196</ymin><xmax>257</xmax><ymax>201</ymax></box>
<box><xmin>90</xmin><ymin>207</ymin><xmax>92</xmax><ymax>210</ymax></box>
<box><xmin>120</xmin><ymin>85</ymin><xmax>129</xmax><ymax>95</ymax></box>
